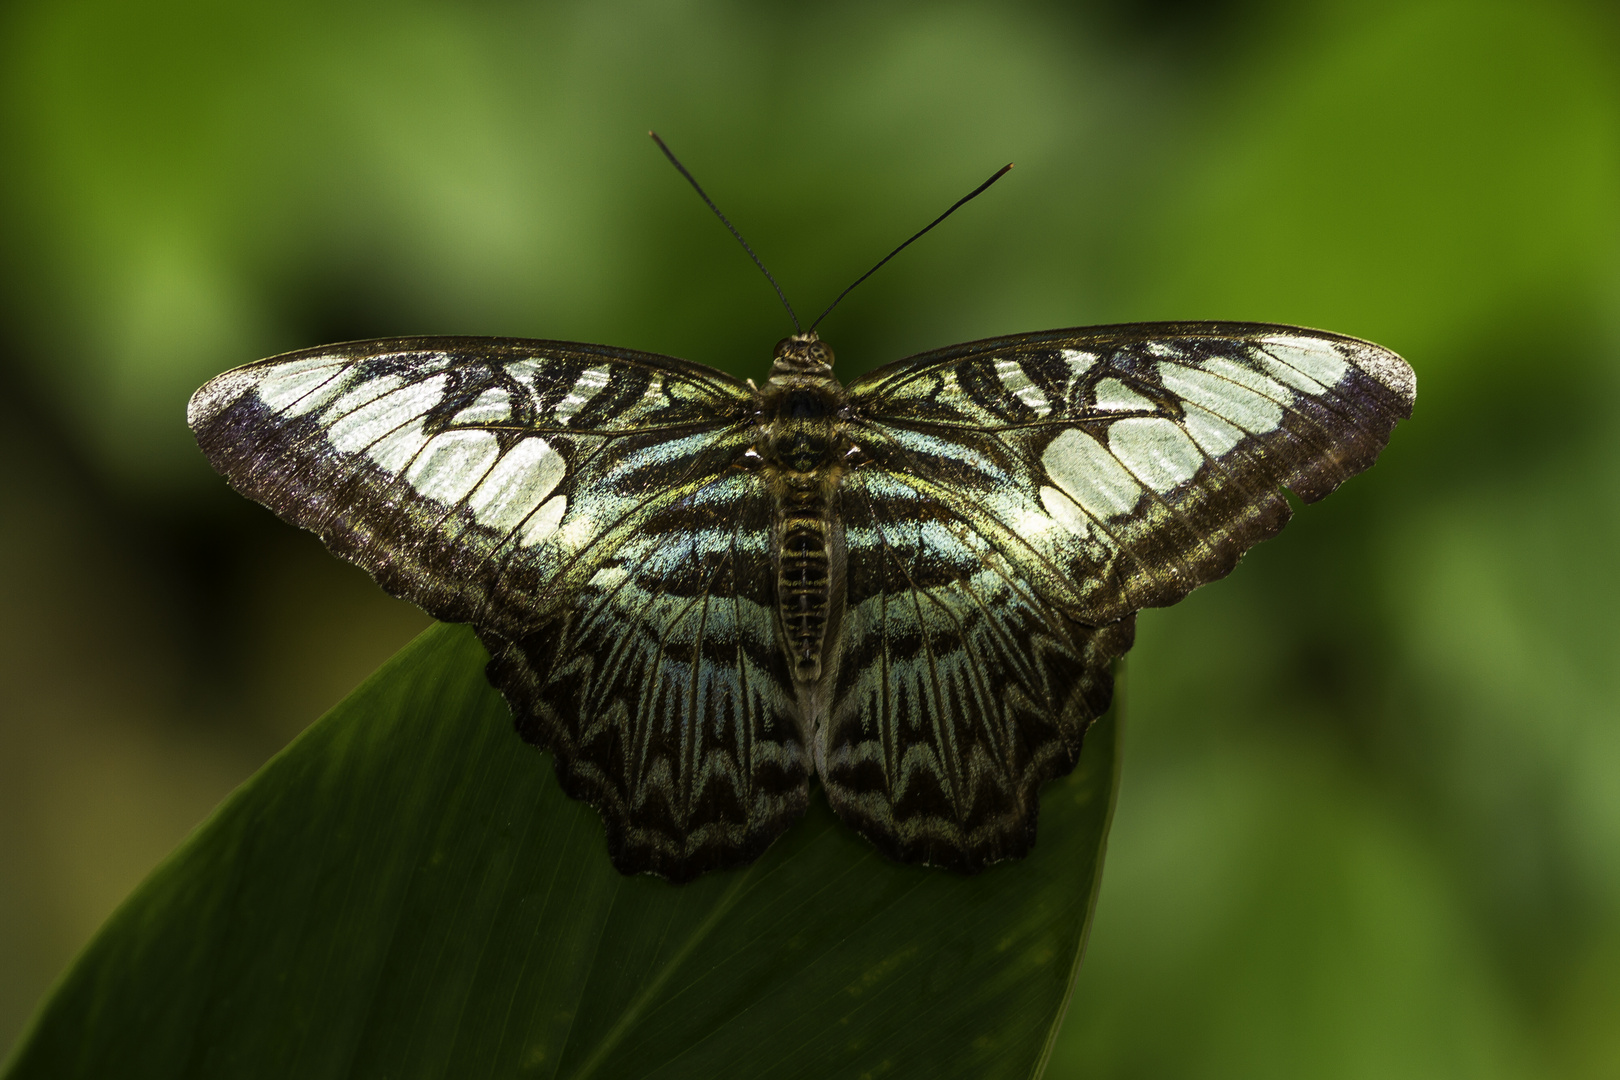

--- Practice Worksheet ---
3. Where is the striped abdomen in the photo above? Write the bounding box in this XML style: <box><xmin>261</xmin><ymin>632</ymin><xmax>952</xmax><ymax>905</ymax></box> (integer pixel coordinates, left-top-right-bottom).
<box><xmin>778</xmin><ymin>478</ymin><xmax>834</xmax><ymax>680</ymax></box>
<box><xmin>759</xmin><ymin>371</ymin><xmax>848</xmax><ymax>685</ymax></box>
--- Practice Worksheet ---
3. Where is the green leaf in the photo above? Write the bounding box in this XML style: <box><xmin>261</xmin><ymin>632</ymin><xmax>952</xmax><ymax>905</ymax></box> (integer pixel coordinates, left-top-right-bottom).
<box><xmin>3</xmin><ymin>624</ymin><xmax>1119</xmax><ymax>1079</ymax></box>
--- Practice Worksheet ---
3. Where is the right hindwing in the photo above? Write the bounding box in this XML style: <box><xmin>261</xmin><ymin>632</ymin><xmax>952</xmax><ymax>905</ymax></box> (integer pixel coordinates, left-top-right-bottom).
<box><xmin>823</xmin><ymin>465</ymin><xmax>1134</xmax><ymax>871</ymax></box>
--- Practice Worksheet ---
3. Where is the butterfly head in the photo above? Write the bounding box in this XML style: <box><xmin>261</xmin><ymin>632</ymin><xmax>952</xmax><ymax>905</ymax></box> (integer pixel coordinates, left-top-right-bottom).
<box><xmin>771</xmin><ymin>332</ymin><xmax>835</xmax><ymax>377</ymax></box>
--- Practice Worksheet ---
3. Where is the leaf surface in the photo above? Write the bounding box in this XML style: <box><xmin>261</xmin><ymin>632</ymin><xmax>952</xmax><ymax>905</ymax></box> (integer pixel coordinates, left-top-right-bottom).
<box><xmin>4</xmin><ymin>624</ymin><xmax>1118</xmax><ymax>1080</ymax></box>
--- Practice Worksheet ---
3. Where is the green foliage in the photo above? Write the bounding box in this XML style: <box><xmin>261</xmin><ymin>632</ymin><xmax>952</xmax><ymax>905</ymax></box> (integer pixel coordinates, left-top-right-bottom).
<box><xmin>3</xmin><ymin>625</ymin><xmax>1119</xmax><ymax>1079</ymax></box>
<box><xmin>5</xmin><ymin>0</ymin><xmax>1620</xmax><ymax>1076</ymax></box>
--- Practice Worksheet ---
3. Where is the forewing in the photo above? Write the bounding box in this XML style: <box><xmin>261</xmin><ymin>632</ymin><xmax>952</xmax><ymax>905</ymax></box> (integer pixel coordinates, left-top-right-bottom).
<box><xmin>187</xmin><ymin>335</ymin><xmax>753</xmax><ymax>639</ymax></box>
<box><xmin>822</xmin><ymin>469</ymin><xmax>1133</xmax><ymax>870</ymax></box>
<box><xmin>189</xmin><ymin>335</ymin><xmax>807</xmax><ymax>879</ymax></box>
<box><xmin>845</xmin><ymin>321</ymin><xmax>1415</xmax><ymax>624</ymax></box>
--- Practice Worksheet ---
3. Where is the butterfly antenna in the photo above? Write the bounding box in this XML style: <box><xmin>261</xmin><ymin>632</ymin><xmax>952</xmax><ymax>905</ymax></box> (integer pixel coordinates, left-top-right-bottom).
<box><xmin>810</xmin><ymin>163</ymin><xmax>1013</xmax><ymax>334</ymax></box>
<box><xmin>650</xmin><ymin>132</ymin><xmax>801</xmax><ymax>334</ymax></box>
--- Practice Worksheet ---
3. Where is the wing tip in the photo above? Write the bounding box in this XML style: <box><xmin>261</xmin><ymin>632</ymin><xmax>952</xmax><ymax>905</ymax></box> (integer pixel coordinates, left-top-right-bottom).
<box><xmin>1347</xmin><ymin>342</ymin><xmax>1417</xmax><ymax>411</ymax></box>
<box><xmin>187</xmin><ymin>368</ymin><xmax>259</xmax><ymax>434</ymax></box>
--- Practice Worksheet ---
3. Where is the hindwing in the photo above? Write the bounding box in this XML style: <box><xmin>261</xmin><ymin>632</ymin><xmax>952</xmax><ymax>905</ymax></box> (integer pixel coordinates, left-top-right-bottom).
<box><xmin>824</xmin><ymin>467</ymin><xmax>1134</xmax><ymax>869</ymax></box>
<box><xmin>486</xmin><ymin>468</ymin><xmax>806</xmax><ymax>882</ymax></box>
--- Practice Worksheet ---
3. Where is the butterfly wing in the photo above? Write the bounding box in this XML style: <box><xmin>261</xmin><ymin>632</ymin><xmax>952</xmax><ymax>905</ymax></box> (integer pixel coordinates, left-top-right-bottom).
<box><xmin>827</xmin><ymin>322</ymin><xmax>1414</xmax><ymax>866</ymax></box>
<box><xmin>825</xmin><ymin>469</ymin><xmax>1135</xmax><ymax>869</ymax></box>
<box><xmin>189</xmin><ymin>336</ymin><xmax>807</xmax><ymax>880</ymax></box>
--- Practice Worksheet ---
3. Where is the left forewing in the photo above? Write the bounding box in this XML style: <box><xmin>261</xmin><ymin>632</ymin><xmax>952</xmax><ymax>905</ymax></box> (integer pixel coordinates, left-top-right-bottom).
<box><xmin>187</xmin><ymin>335</ymin><xmax>756</xmax><ymax>641</ymax></box>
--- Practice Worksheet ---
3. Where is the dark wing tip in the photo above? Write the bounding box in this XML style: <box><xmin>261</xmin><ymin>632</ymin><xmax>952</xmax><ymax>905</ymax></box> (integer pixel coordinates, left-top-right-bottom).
<box><xmin>1344</xmin><ymin>339</ymin><xmax>1417</xmax><ymax>414</ymax></box>
<box><xmin>187</xmin><ymin>366</ymin><xmax>259</xmax><ymax>436</ymax></box>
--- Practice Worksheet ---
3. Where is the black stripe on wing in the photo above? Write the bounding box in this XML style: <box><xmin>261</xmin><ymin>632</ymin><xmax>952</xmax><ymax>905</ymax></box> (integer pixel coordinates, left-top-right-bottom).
<box><xmin>845</xmin><ymin>322</ymin><xmax>1414</xmax><ymax>623</ymax></box>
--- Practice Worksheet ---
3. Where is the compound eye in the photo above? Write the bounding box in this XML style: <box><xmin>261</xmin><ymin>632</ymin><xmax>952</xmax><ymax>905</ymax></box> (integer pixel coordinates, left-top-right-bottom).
<box><xmin>771</xmin><ymin>334</ymin><xmax>833</xmax><ymax>368</ymax></box>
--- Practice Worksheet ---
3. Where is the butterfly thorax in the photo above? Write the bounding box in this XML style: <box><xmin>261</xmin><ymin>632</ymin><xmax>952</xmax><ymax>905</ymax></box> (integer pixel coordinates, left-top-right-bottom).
<box><xmin>758</xmin><ymin>334</ymin><xmax>849</xmax><ymax>685</ymax></box>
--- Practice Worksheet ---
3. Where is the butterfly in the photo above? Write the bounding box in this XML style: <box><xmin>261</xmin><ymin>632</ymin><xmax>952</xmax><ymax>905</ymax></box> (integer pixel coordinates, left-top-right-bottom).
<box><xmin>188</xmin><ymin>318</ymin><xmax>1414</xmax><ymax>882</ymax></box>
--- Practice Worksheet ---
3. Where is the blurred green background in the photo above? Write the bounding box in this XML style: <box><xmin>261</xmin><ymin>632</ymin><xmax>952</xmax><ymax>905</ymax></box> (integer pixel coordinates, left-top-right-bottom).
<box><xmin>1</xmin><ymin>0</ymin><xmax>1616</xmax><ymax>1075</ymax></box>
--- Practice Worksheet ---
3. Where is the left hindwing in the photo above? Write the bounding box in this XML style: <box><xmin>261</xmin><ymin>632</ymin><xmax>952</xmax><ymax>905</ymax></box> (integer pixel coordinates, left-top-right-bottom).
<box><xmin>845</xmin><ymin>322</ymin><xmax>1416</xmax><ymax>625</ymax></box>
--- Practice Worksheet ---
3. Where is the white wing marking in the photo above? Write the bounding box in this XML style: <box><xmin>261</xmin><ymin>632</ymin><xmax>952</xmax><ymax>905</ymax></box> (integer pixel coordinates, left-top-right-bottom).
<box><xmin>521</xmin><ymin>495</ymin><xmax>568</xmax><ymax>547</ymax></box>
<box><xmin>1181</xmin><ymin>403</ymin><xmax>1244</xmax><ymax>456</ymax></box>
<box><xmin>453</xmin><ymin>387</ymin><xmax>512</xmax><ymax>425</ymax></box>
<box><xmin>367</xmin><ymin>419</ymin><xmax>431</xmax><ymax>473</ymax></box>
<box><xmin>1059</xmin><ymin>348</ymin><xmax>1097</xmax><ymax>375</ymax></box>
<box><xmin>405</xmin><ymin>429</ymin><xmax>500</xmax><ymax>503</ymax></box>
<box><xmin>1108</xmin><ymin>417</ymin><xmax>1203</xmax><ymax>494</ymax></box>
<box><xmin>1042</xmin><ymin>428</ymin><xmax>1143</xmax><ymax>518</ymax></box>
<box><xmin>993</xmin><ymin>357</ymin><xmax>1052</xmax><ymax>416</ymax></box>
<box><xmin>257</xmin><ymin>357</ymin><xmax>348</xmax><ymax>415</ymax></box>
<box><xmin>1257</xmin><ymin>335</ymin><xmax>1348</xmax><ymax>388</ymax></box>
<box><xmin>469</xmin><ymin>437</ymin><xmax>566</xmax><ymax>532</ymax></box>
<box><xmin>1092</xmin><ymin>378</ymin><xmax>1156</xmax><ymax>413</ymax></box>
<box><xmin>553</xmin><ymin>365</ymin><xmax>612</xmax><ymax>425</ymax></box>
<box><xmin>1157</xmin><ymin>361</ymin><xmax>1283</xmax><ymax>435</ymax></box>
<box><xmin>328</xmin><ymin>376</ymin><xmax>446</xmax><ymax>454</ymax></box>
<box><xmin>1038</xmin><ymin>484</ymin><xmax>1091</xmax><ymax>539</ymax></box>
